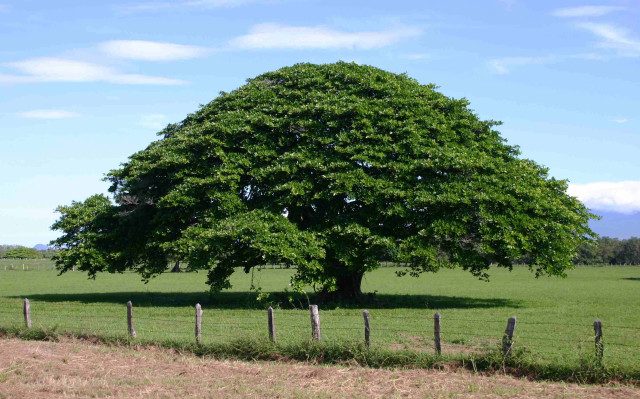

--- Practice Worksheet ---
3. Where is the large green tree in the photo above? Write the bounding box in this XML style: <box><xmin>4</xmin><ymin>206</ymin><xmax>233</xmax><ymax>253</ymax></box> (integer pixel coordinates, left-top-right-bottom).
<box><xmin>51</xmin><ymin>62</ymin><xmax>596</xmax><ymax>298</ymax></box>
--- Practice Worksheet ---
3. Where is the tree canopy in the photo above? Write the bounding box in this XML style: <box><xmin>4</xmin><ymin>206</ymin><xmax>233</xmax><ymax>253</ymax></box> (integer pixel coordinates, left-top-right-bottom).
<box><xmin>4</xmin><ymin>246</ymin><xmax>42</xmax><ymax>259</ymax></box>
<box><xmin>51</xmin><ymin>62</ymin><xmax>597</xmax><ymax>298</ymax></box>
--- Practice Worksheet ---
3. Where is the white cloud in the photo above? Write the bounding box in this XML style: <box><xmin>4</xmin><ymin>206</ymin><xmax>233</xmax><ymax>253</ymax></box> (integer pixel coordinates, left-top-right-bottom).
<box><xmin>613</xmin><ymin>118</ymin><xmax>628</xmax><ymax>124</ymax></box>
<box><xmin>568</xmin><ymin>181</ymin><xmax>640</xmax><ymax>213</ymax></box>
<box><xmin>402</xmin><ymin>53</ymin><xmax>430</xmax><ymax>60</ymax></box>
<box><xmin>577</xmin><ymin>22</ymin><xmax>640</xmax><ymax>57</ymax></box>
<box><xmin>100</xmin><ymin>40</ymin><xmax>208</xmax><ymax>61</ymax></box>
<box><xmin>487</xmin><ymin>56</ymin><xmax>554</xmax><ymax>74</ymax></box>
<box><xmin>0</xmin><ymin>57</ymin><xmax>186</xmax><ymax>85</ymax></box>
<box><xmin>10</xmin><ymin>58</ymin><xmax>112</xmax><ymax>82</ymax></box>
<box><xmin>139</xmin><ymin>114</ymin><xmax>167</xmax><ymax>130</ymax></box>
<box><xmin>551</xmin><ymin>6</ymin><xmax>625</xmax><ymax>18</ymax></box>
<box><xmin>19</xmin><ymin>110</ymin><xmax>81</xmax><ymax>119</ymax></box>
<box><xmin>229</xmin><ymin>23</ymin><xmax>421</xmax><ymax>50</ymax></box>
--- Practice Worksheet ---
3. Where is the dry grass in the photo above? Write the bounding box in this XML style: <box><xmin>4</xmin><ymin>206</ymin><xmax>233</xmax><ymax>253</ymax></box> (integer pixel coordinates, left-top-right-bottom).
<box><xmin>0</xmin><ymin>338</ymin><xmax>638</xmax><ymax>398</ymax></box>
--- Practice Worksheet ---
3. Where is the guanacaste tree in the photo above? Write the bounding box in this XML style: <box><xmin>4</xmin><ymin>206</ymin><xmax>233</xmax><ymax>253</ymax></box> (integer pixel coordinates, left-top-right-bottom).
<box><xmin>51</xmin><ymin>62</ymin><xmax>596</xmax><ymax>298</ymax></box>
<box><xmin>4</xmin><ymin>246</ymin><xmax>42</xmax><ymax>259</ymax></box>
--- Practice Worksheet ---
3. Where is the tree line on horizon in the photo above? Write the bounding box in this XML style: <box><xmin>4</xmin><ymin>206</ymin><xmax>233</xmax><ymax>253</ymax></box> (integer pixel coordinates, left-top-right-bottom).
<box><xmin>0</xmin><ymin>245</ymin><xmax>57</xmax><ymax>259</ymax></box>
<box><xmin>573</xmin><ymin>237</ymin><xmax>640</xmax><ymax>265</ymax></box>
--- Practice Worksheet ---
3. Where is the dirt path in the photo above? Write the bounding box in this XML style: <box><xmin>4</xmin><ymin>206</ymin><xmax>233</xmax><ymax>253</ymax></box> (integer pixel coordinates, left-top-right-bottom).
<box><xmin>0</xmin><ymin>338</ymin><xmax>638</xmax><ymax>398</ymax></box>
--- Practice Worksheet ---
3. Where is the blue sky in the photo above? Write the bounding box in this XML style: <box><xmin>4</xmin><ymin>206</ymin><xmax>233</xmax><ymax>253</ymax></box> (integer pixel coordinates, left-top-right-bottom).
<box><xmin>1</xmin><ymin>0</ymin><xmax>639</xmax><ymax>245</ymax></box>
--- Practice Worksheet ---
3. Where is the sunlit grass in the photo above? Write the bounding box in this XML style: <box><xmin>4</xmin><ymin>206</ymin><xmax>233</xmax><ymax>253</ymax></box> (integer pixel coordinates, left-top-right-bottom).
<box><xmin>0</xmin><ymin>260</ymin><xmax>639</xmax><ymax>375</ymax></box>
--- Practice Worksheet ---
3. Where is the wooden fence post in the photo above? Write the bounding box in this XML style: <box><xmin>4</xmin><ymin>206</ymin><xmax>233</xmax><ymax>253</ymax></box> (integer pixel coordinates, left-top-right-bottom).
<box><xmin>309</xmin><ymin>305</ymin><xmax>321</xmax><ymax>341</ymax></box>
<box><xmin>268</xmin><ymin>307</ymin><xmax>276</xmax><ymax>343</ymax></box>
<box><xmin>127</xmin><ymin>301</ymin><xmax>136</xmax><ymax>338</ymax></box>
<box><xmin>502</xmin><ymin>316</ymin><xmax>516</xmax><ymax>356</ymax></box>
<box><xmin>363</xmin><ymin>310</ymin><xmax>370</xmax><ymax>348</ymax></box>
<box><xmin>434</xmin><ymin>312</ymin><xmax>441</xmax><ymax>356</ymax></box>
<box><xmin>594</xmin><ymin>319</ymin><xmax>603</xmax><ymax>362</ymax></box>
<box><xmin>23</xmin><ymin>298</ymin><xmax>31</xmax><ymax>329</ymax></box>
<box><xmin>195</xmin><ymin>303</ymin><xmax>202</xmax><ymax>344</ymax></box>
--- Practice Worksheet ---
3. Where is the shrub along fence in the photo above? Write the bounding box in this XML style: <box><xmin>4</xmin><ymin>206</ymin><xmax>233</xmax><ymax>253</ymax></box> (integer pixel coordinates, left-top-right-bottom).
<box><xmin>14</xmin><ymin>298</ymin><xmax>631</xmax><ymax>365</ymax></box>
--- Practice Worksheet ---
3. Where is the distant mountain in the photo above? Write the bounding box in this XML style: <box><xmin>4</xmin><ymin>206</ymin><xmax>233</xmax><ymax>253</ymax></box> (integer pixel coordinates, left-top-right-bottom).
<box><xmin>588</xmin><ymin>211</ymin><xmax>640</xmax><ymax>239</ymax></box>
<box><xmin>33</xmin><ymin>244</ymin><xmax>49</xmax><ymax>251</ymax></box>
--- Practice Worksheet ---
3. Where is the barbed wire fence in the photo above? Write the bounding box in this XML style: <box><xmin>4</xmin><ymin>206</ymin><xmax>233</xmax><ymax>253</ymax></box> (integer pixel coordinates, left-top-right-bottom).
<box><xmin>0</xmin><ymin>262</ymin><xmax>415</xmax><ymax>272</ymax></box>
<box><xmin>2</xmin><ymin>298</ymin><xmax>638</xmax><ymax>367</ymax></box>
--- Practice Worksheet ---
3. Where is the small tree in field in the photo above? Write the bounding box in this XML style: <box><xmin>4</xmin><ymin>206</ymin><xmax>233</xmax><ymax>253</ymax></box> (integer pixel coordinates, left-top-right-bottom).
<box><xmin>51</xmin><ymin>62</ymin><xmax>596</xmax><ymax>299</ymax></box>
<box><xmin>4</xmin><ymin>247</ymin><xmax>42</xmax><ymax>259</ymax></box>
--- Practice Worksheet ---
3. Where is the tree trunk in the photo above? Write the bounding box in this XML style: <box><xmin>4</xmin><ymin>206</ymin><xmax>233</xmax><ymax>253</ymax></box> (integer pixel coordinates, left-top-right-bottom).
<box><xmin>170</xmin><ymin>261</ymin><xmax>181</xmax><ymax>273</ymax></box>
<box><xmin>334</xmin><ymin>271</ymin><xmax>364</xmax><ymax>300</ymax></box>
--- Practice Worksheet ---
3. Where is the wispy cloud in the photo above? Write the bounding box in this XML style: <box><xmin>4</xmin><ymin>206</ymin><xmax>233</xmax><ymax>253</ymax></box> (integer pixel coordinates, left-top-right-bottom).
<box><xmin>188</xmin><ymin>0</ymin><xmax>265</xmax><ymax>5</ymax></box>
<box><xmin>487</xmin><ymin>52</ymin><xmax>608</xmax><ymax>74</ymax></box>
<box><xmin>19</xmin><ymin>110</ymin><xmax>81</xmax><ymax>119</ymax></box>
<box><xmin>229</xmin><ymin>23</ymin><xmax>421</xmax><ymax>50</ymax></box>
<box><xmin>100</xmin><ymin>40</ymin><xmax>208</xmax><ymax>61</ymax></box>
<box><xmin>570</xmin><ymin>52</ymin><xmax>606</xmax><ymax>60</ymax></box>
<box><xmin>139</xmin><ymin>114</ymin><xmax>167</xmax><ymax>130</ymax></box>
<box><xmin>551</xmin><ymin>5</ymin><xmax>625</xmax><ymax>18</ymax></box>
<box><xmin>0</xmin><ymin>57</ymin><xmax>186</xmax><ymax>85</ymax></box>
<box><xmin>401</xmin><ymin>53</ymin><xmax>430</xmax><ymax>60</ymax></box>
<box><xmin>120</xmin><ymin>0</ymin><xmax>268</xmax><ymax>13</ymax></box>
<box><xmin>487</xmin><ymin>55</ymin><xmax>554</xmax><ymax>74</ymax></box>
<box><xmin>613</xmin><ymin>118</ymin><xmax>628</xmax><ymax>124</ymax></box>
<box><xmin>568</xmin><ymin>181</ymin><xmax>640</xmax><ymax>213</ymax></box>
<box><xmin>0</xmin><ymin>4</ymin><xmax>9</xmax><ymax>13</ymax></box>
<box><xmin>576</xmin><ymin>22</ymin><xmax>640</xmax><ymax>57</ymax></box>
<box><xmin>497</xmin><ymin>0</ymin><xmax>517</xmax><ymax>11</ymax></box>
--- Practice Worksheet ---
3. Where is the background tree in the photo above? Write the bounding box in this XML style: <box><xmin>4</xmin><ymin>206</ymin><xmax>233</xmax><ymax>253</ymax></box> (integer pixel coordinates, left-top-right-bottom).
<box><xmin>615</xmin><ymin>238</ymin><xmax>640</xmax><ymax>265</ymax></box>
<box><xmin>0</xmin><ymin>245</ymin><xmax>12</xmax><ymax>258</ymax></box>
<box><xmin>4</xmin><ymin>246</ymin><xmax>42</xmax><ymax>259</ymax></box>
<box><xmin>51</xmin><ymin>62</ymin><xmax>597</xmax><ymax>298</ymax></box>
<box><xmin>573</xmin><ymin>237</ymin><xmax>640</xmax><ymax>265</ymax></box>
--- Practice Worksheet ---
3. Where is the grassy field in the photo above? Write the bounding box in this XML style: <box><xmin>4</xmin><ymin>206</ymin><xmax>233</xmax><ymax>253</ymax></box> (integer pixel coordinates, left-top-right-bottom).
<box><xmin>0</xmin><ymin>259</ymin><xmax>639</xmax><ymax>376</ymax></box>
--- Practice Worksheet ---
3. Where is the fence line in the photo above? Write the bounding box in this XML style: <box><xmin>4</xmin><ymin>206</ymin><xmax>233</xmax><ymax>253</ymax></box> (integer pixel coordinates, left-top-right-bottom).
<box><xmin>3</xmin><ymin>298</ymin><xmax>637</xmax><ymax>364</ymax></box>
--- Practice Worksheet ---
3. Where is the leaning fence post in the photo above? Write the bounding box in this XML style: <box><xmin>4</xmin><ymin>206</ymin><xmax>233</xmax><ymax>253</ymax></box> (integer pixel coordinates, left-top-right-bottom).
<box><xmin>127</xmin><ymin>301</ymin><xmax>136</xmax><ymax>338</ymax></box>
<box><xmin>594</xmin><ymin>319</ymin><xmax>603</xmax><ymax>362</ymax></box>
<box><xmin>195</xmin><ymin>303</ymin><xmax>202</xmax><ymax>344</ymax></box>
<box><xmin>434</xmin><ymin>312</ymin><xmax>442</xmax><ymax>356</ymax></box>
<box><xmin>309</xmin><ymin>305</ymin><xmax>321</xmax><ymax>341</ymax></box>
<box><xmin>502</xmin><ymin>316</ymin><xmax>516</xmax><ymax>356</ymax></box>
<box><xmin>23</xmin><ymin>298</ymin><xmax>31</xmax><ymax>329</ymax></box>
<box><xmin>267</xmin><ymin>307</ymin><xmax>276</xmax><ymax>343</ymax></box>
<box><xmin>363</xmin><ymin>310</ymin><xmax>370</xmax><ymax>347</ymax></box>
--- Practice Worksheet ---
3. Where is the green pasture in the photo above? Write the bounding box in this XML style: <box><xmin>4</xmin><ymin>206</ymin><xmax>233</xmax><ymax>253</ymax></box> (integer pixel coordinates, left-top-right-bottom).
<box><xmin>0</xmin><ymin>259</ymin><xmax>639</xmax><ymax>373</ymax></box>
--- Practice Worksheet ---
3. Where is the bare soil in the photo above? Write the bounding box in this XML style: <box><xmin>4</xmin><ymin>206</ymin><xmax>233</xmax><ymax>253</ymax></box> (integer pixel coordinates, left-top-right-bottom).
<box><xmin>0</xmin><ymin>337</ymin><xmax>638</xmax><ymax>398</ymax></box>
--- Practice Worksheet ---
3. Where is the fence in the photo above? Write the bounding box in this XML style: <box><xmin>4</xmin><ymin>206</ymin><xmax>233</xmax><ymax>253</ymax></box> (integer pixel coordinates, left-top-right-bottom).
<box><xmin>5</xmin><ymin>298</ymin><xmax>639</xmax><ymax>368</ymax></box>
<box><xmin>0</xmin><ymin>263</ymin><xmax>57</xmax><ymax>271</ymax></box>
<box><xmin>0</xmin><ymin>262</ymin><xmax>410</xmax><ymax>272</ymax></box>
